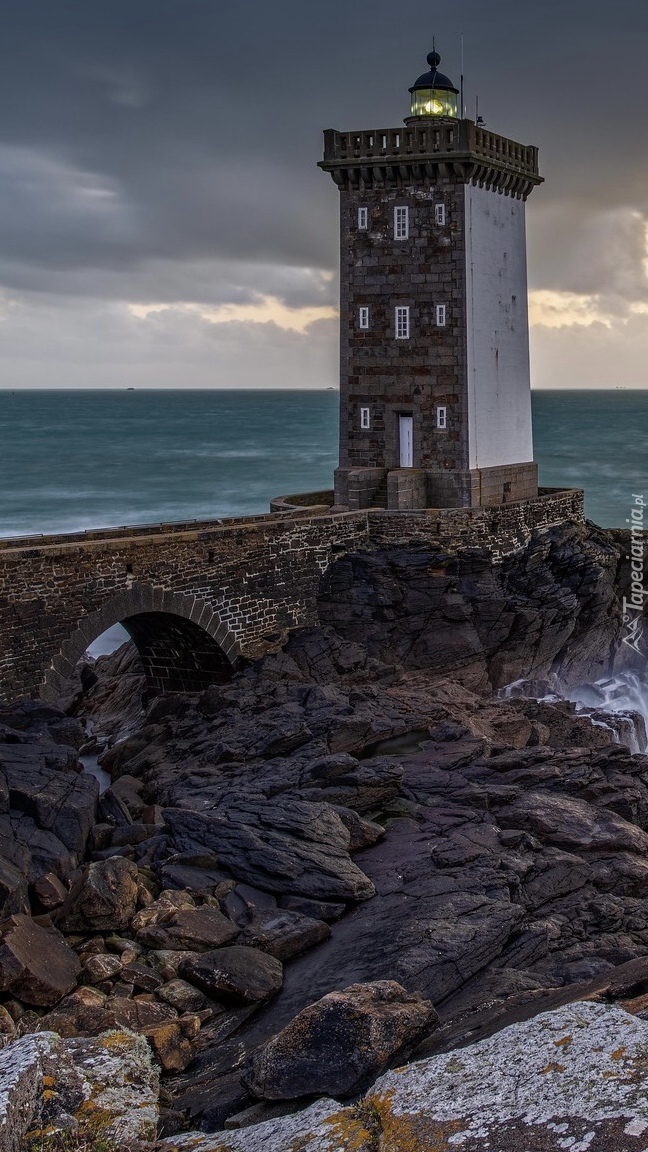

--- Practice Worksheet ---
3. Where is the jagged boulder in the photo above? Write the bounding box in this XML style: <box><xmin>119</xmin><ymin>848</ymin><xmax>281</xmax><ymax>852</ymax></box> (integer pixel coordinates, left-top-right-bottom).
<box><xmin>55</xmin><ymin>857</ymin><xmax>140</xmax><ymax>932</ymax></box>
<box><xmin>243</xmin><ymin>980</ymin><xmax>438</xmax><ymax>1100</ymax></box>
<box><xmin>0</xmin><ymin>858</ymin><xmax>28</xmax><ymax>918</ymax></box>
<box><xmin>0</xmin><ymin>915</ymin><xmax>80</xmax><ymax>1007</ymax></box>
<box><xmin>0</xmin><ymin>745</ymin><xmax>97</xmax><ymax>855</ymax></box>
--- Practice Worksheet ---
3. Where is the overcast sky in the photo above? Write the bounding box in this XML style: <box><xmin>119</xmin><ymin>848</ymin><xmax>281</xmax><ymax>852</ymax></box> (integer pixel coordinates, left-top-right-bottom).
<box><xmin>1</xmin><ymin>0</ymin><xmax>647</xmax><ymax>389</ymax></box>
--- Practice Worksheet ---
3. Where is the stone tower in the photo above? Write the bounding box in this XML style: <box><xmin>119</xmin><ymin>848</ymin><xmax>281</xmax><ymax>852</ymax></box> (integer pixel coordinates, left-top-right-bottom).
<box><xmin>319</xmin><ymin>50</ymin><xmax>543</xmax><ymax>511</ymax></box>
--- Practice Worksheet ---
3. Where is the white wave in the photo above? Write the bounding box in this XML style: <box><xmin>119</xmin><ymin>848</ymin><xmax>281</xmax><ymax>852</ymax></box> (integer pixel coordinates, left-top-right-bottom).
<box><xmin>501</xmin><ymin>671</ymin><xmax>648</xmax><ymax>754</ymax></box>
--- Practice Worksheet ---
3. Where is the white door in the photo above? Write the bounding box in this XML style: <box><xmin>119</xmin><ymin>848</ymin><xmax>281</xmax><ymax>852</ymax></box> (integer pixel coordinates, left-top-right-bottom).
<box><xmin>399</xmin><ymin>416</ymin><xmax>413</xmax><ymax>467</ymax></box>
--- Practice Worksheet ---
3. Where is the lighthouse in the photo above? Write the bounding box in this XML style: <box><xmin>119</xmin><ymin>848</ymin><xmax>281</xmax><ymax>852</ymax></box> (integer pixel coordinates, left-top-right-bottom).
<box><xmin>320</xmin><ymin>50</ymin><xmax>543</xmax><ymax>510</ymax></box>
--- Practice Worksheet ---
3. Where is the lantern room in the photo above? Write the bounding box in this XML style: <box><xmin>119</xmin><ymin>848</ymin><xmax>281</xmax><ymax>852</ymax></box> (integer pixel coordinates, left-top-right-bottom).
<box><xmin>408</xmin><ymin>50</ymin><xmax>459</xmax><ymax>119</ymax></box>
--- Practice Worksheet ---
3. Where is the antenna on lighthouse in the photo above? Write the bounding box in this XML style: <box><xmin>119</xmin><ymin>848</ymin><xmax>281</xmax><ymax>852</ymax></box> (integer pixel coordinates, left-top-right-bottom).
<box><xmin>460</xmin><ymin>32</ymin><xmax>465</xmax><ymax>118</ymax></box>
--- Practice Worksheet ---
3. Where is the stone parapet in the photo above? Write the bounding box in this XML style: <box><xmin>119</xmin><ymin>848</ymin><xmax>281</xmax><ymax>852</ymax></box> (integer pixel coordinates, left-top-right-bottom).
<box><xmin>320</xmin><ymin>119</ymin><xmax>542</xmax><ymax>199</ymax></box>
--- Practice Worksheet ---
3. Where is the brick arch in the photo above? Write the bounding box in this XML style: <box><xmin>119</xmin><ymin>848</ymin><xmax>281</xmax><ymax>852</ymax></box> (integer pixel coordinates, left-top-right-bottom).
<box><xmin>41</xmin><ymin>584</ymin><xmax>242</xmax><ymax>702</ymax></box>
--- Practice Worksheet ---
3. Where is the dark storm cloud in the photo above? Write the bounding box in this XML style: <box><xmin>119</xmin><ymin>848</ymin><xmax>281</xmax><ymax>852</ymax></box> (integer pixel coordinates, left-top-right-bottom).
<box><xmin>1</xmin><ymin>0</ymin><xmax>647</xmax><ymax>290</ymax></box>
<box><xmin>1</xmin><ymin>0</ymin><xmax>648</xmax><ymax>388</ymax></box>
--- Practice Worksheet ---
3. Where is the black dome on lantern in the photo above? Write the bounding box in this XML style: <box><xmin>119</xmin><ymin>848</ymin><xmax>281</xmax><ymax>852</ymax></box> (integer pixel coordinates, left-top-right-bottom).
<box><xmin>409</xmin><ymin>50</ymin><xmax>459</xmax><ymax>94</ymax></box>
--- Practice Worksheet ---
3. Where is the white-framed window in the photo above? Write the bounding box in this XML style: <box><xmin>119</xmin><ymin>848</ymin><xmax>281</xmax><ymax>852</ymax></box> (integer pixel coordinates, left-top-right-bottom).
<box><xmin>394</xmin><ymin>206</ymin><xmax>409</xmax><ymax>240</ymax></box>
<box><xmin>436</xmin><ymin>303</ymin><xmax>447</xmax><ymax>327</ymax></box>
<box><xmin>360</xmin><ymin>406</ymin><xmax>371</xmax><ymax>430</ymax></box>
<box><xmin>395</xmin><ymin>306</ymin><xmax>410</xmax><ymax>339</ymax></box>
<box><xmin>358</xmin><ymin>306</ymin><xmax>370</xmax><ymax>330</ymax></box>
<box><xmin>358</xmin><ymin>206</ymin><xmax>368</xmax><ymax>230</ymax></box>
<box><xmin>435</xmin><ymin>203</ymin><xmax>446</xmax><ymax>226</ymax></box>
<box><xmin>436</xmin><ymin>405</ymin><xmax>447</xmax><ymax>430</ymax></box>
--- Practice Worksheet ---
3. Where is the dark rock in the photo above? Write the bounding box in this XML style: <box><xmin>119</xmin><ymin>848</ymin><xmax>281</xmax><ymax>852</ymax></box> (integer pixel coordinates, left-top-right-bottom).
<box><xmin>97</xmin><ymin>787</ymin><xmax>133</xmax><ymax>827</ymax></box>
<box><xmin>0</xmin><ymin>856</ymin><xmax>29</xmax><ymax>916</ymax></box>
<box><xmin>163</xmin><ymin>799</ymin><xmax>375</xmax><ymax>902</ymax></box>
<box><xmin>110</xmin><ymin>998</ymin><xmax>178</xmax><ymax>1031</ymax></box>
<box><xmin>120</xmin><ymin>962</ymin><xmax>164</xmax><ymax>992</ymax></box>
<box><xmin>222</xmin><ymin>883</ymin><xmax>278</xmax><ymax>926</ymax></box>
<box><xmin>87</xmin><ymin>824</ymin><xmax>113</xmax><ymax>854</ymax></box>
<box><xmin>131</xmin><ymin>889</ymin><xmax>195</xmax><ymax>929</ymax></box>
<box><xmin>55</xmin><ymin>857</ymin><xmax>140</xmax><ymax>932</ymax></box>
<box><xmin>181</xmin><ymin>946</ymin><xmax>283</xmax><ymax>1005</ymax></box>
<box><xmin>243</xmin><ymin>980</ymin><xmax>438</xmax><ymax>1100</ymax></box>
<box><xmin>82</xmin><ymin>953</ymin><xmax>122</xmax><ymax>984</ymax></box>
<box><xmin>278</xmin><ymin>895</ymin><xmax>346</xmax><ymax>922</ymax></box>
<box><xmin>0</xmin><ymin>914</ymin><xmax>81</xmax><ymax>1006</ymax></box>
<box><xmin>172</xmin><ymin>1069</ymin><xmax>253</xmax><ymax>1132</ymax></box>
<box><xmin>147</xmin><ymin>949</ymin><xmax>201</xmax><ymax>981</ymax></box>
<box><xmin>298</xmin><ymin>758</ymin><xmax>404</xmax><ymax>813</ymax></box>
<box><xmin>499</xmin><ymin>792</ymin><xmax>648</xmax><ymax>854</ymax></box>
<box><xmin>0</xmin><ymin>701</ymin><xmax>65</xmax><ymax>730</ymax></box>
<box><xmin>135</xmin><ymin>905</ymin><xmax>240</xmax><ymax>952</ymax></box>
<box><xmin>224</xmin><ymin>1099</ymin><xmax>310</xmax><ymax>1130</ymax></box>
<box><xmin>318</xmin><ymin>526</ymin><xmax>627</xmax><ymax>690</ymax></box>
<box><xmin>300</xmin><ymin>753</ymin><xmax>360</xmax><ymax>782</ymax></box>
<box><xmin>331</xmin><ymin>806</ymin><xmax>385</xmax><ymax>852</ymax></box>
<box><xmin>34</xmin><ymin>987</ymin><xmax>117</xmax><ymax>1038</ymax></box>
<box><xmin>0</xmin><ymin>745</ymin><xmax>96</xmax><ymax>854</ymax></box>
<box><xmin>158</xmin><ymin>864</ymin><xmax>229</xmax><ymax>894</ymax></box>
<box><xmin>238</xmin><ymin>911</ymin><xmax>331</xmax><ymax>961</ymax></box>
<box><xmin>32</xmin><ymin>872</ymin><xmax>68</xmax><ymax>910</ymax></box>
<box><xmin>142</xmin><ymin>1019</ymin><xmax>192</xmax><ymax>1071</ymax></box>
<box><xmin>112</xmin><ymin>822</ymin><xmax>160</xmax><ymax>846</ymax></box>
<box><xmin>158</xmin><ymin>1107</ymin><xmax>190</xmax><ymax>1139</ymax></box>
<box><xmin>47</xmin><ymin>716</ymin><xmax>85</xmax><ymax>748</ymax></box>
<box><xmin>0</xmin><ymin>812</ymin><xmax>75</xmax><ymax>883</ymax></box>
<box><xmin>158</xmin><ymin>978</ymin><xmax>206</xmax><ymax>1013</ymax></box>
<box><xmin>110</xmin><ymin>773</ymin><xmax>147</xmax><ymax>819</ymax></box>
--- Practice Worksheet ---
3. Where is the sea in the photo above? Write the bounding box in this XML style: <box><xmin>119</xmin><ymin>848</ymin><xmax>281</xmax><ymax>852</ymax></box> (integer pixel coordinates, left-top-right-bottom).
<box><xmin>0</xmin><ymin>388</ymin><xmax>646</xmax><ymax>539</ymax></box>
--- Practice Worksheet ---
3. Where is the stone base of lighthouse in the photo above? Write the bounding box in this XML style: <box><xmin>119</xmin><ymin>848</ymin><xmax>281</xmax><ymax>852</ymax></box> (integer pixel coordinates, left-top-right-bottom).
<box><xmin>334</xmin><ymin>462</ymin><xmax>538</xmax><ymax>511</ymax></box>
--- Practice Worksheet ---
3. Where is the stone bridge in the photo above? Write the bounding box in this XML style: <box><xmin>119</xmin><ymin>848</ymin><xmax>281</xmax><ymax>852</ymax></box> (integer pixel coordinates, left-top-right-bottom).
<box><xmin>0</xmin><ymin>488</ymin><xmax>583</xmax><ymax>704</ymax></box>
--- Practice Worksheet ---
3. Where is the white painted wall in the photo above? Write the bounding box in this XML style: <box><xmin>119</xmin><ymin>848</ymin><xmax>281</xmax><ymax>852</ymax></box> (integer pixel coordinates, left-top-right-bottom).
<box><xmin>464</xmin><ymin>185</ymin><xmax>534</xmax><ymax>469</ymax></box>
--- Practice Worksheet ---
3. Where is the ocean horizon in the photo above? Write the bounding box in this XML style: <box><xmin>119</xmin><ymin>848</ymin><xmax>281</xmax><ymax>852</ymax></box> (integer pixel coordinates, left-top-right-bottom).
<box><xmin>0</xmin><ymin>388</ymin><xmax>646</xmax><ymax>538</ymax></box>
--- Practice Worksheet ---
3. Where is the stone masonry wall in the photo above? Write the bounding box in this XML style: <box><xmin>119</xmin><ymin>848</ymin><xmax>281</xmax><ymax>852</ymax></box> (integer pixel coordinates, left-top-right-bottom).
<box><xmin>0</xmin><ymin>490</ymin><xmax>584</xmax><ymax>703</ymax></box>
<box><xmin>339</xmin><ymin>182</ymin><xmax>470</xmax><ymax>472</ymax></box>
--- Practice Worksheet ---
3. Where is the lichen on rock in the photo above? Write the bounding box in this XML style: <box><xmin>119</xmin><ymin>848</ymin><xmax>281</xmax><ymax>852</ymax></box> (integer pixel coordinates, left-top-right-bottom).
<box><xmin>0</xmin><ymin>1027</ymin><xmax>158</xmax><ymax>1152</ymax></box>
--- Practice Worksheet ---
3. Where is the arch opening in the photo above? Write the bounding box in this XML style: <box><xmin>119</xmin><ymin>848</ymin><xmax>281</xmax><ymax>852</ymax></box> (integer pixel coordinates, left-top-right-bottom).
<box><xmin>43</xmin><ymin>585</ymin><xmax>242</xmax><ymax>704</ymax></box>
<box><xmin>121</xmin><ymin>611</ymin><xmax>234</xmax><ymax>694</ymax></box>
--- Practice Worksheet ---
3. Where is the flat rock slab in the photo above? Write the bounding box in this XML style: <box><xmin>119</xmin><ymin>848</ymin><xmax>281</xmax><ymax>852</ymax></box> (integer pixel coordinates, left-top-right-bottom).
<box><xmin>500</xmin><ymin>791</ymin><xmax>648</xmax><ymax>855</ymax></box>
<box><xmin>163</xmin><ymin>797</ymin><xmax>375</xmax><ymax>902</ymax></box>
<box><xmin>238</xmin><ymin>910</ymin><xmax>330</xmax><ymax>961</ymax></box>
<box><xmin>136</xmin><ymin>905</ymin><xmax>239</xmax><ymax>951</ymax></box>
<box><xmin>0</xmin><ymin>914</ymin><xmax>80</xmax><ymax>1006</ymax></box>
<box><xmin>182</xmin><ymin>945</ymin><xmax>283</xmax><ymax>1005</ymax></box>
<box><xmin>158</xmin><ymin>1002</ymin><xmax>648</xmax><ymax>1151</ymax></box>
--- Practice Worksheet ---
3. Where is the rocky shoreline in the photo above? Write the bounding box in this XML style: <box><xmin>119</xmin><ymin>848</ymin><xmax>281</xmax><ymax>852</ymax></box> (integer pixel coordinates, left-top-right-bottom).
<box><xmin>2</xmin><ymin>519</ymin><xmax>648</xmax><ymax>1149</ymax></box>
